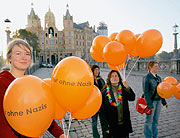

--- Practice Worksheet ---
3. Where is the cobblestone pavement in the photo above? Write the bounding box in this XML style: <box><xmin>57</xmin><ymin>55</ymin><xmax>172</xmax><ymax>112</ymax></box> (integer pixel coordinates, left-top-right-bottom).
<box><xmin>33</xmin><ymin>68</ymin><xmax>180</xmax><ymax>138</ymax></box>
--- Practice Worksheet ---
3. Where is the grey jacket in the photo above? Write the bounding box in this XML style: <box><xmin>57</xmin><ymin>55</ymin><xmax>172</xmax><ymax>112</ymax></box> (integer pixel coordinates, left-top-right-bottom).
<box><xmin>143</xmin><ymin>72</ymin><xmax>167</xmax><ymax>109</ymax></box>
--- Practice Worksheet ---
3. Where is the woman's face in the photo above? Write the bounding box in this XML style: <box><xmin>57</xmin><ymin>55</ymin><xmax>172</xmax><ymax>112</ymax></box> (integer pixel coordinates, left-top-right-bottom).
<box><xmin>110</xmin><ymin>72</ymin><xmax>119</xmax><ymax>85</ymax></box>
<box><xmin>10</xmin><ymin>45</ymin><xmax>31</xmax><ymax>71</ymax></box>
<box><xmin>150</xmin><ymin>63</ymin><xmax>159</xmax><ymax>74</ymax></box>
<box><xmin>93</xmin><ymin>68</ymin><xmax>99</xmax><ymax>77</ymax></box>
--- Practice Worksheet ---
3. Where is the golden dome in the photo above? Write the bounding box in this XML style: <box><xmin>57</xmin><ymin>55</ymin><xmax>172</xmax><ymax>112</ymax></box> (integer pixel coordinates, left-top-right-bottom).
<box><xmin>45</xmin><ymin>8</ymin><xmax>55</xmax><ymax>20</ymax></box>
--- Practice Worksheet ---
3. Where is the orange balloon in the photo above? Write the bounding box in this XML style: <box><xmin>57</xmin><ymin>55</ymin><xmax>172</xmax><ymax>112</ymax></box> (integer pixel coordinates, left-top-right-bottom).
<box><xmin>129</xmin><ymin>48</ymin><xmax>138</xmax><ymax>57</ymax></box>
<box><xmin>51</xmin><ymin>56</ymin><xmax>94</xmax><ymax>113</ymax></box>
<box><xmin>92</xmin><ymin>35</ymin><xmax>111</xmax><ymax>60</ymax></box>
<box><xmin>116</xmin><ymin>30</ymin><xmax>136</xmax><ymax>53</ymax></box>
<box><xmin>157</xmin><ymin>82</ymin><xmax>173</xmax><ymax>99</ymax></box>
<box><xmin>136</xmin><ymin>29</ymin><xmax>163</xmax><ymax>58</ymax></box>
<box><xmin>109</xmin><ymin>32</ymin><xmax>118</xmax><ymax>41</ymax></box>
<box><xmin>129</xmin><ymin>34</ymin><xmax>140</xmax><ymax>57</ymax></box>
<box><xmin>43</xmin><ymin>78</ymin><xmax>66</xmax><ymax>120</ymax></box>
<box><xmin>163</xmin><ymin>76</ymin><xmax>178</xmax><ymax>85</ymax></box>
<box><xmin>90</xmin><ymin>46</ymin><xmax>104</xmax><ymax>62</ymax></box>
<box><xmin>103</xmin><ymin>41</ymin><xmax>127</xmax><ymax>66</ymax></box>
<box><xmin>174</xmin><ymin>84</ymin><xmax>180</xmax><ymax>100</ymax></box>
<box><xmin>72</xmin><ymin>85</ymin><xmax>102</xmax><ymax>119</ymax></box>
<box><xmin>3</xmin><ymin>75</ymin><xmax>55</xmax><ymax>137</ymax></box>
<box><xmin>107</xmin><ymin>62</ymin><xmax>125</xmax><ymax>71</ymax></box>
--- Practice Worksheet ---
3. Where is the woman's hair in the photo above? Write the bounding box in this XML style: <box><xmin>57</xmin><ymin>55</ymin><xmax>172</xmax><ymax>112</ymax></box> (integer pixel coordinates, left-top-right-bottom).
<box><xmin>147</xmin><ymin>61</ymin><xmax>158</xmax><ymax>72</ymax></box>
<box><xmin>6</xmin><ymin>38</ymin><xmax>32</xmax><ymax>63</ymax></box>
<box><xmin>106</xmin><ymin>70</ymin><xmax>122</xmax><ymax>85</ymax></box>
<box><xmin>91</xmin><ymin>64</ymin><xmax>100</xmax><ymax>74</ymax></box>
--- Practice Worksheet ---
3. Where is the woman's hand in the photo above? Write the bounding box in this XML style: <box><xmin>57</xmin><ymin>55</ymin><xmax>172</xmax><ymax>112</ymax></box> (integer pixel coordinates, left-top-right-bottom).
<box><xmin>151</xmin><ymin>108</ymin><xmax>155</xmax><ymax>111</ymax></box>
<box><xmin>59</xmin><ymin>134</ymin><xmax>70</xmax><ymax>138</ymax></box>
<box><xmin>165</xmin><ymin>104</ymin><xmax>168</xmax><ymax>108</ymax></box>
<box><xmin>106</xmin><ymin>130</ymin><xmax>110</xmax><ymax>134</ymax></box>
<box><xmin>122</xmin><ymin>81</ymin><xmax>129</xmax><ymax>89</ymax></box>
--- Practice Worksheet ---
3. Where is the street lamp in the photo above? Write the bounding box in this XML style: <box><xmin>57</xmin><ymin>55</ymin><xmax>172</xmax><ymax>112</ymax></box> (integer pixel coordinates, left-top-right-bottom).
<box><xmin>4</xmin><ymin>18</ymin><xmax>11</xmax><ymax>44</ymax></box>
<box><xmin>172</xmin><ymin>24</ymin><xmax>179</xmax><ymax>60</ymax></box>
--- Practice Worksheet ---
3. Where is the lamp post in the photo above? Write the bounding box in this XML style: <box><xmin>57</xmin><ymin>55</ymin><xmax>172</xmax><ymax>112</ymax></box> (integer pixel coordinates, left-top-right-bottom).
<box><xmin>172</xmin><ymin>24</ymin><xmax>179</xmax><ymax>60</ymax></box>
<box><xmin>4</xmin><ymin>19</ymin><xmax>11</xmax><ymax>44</ymax></box>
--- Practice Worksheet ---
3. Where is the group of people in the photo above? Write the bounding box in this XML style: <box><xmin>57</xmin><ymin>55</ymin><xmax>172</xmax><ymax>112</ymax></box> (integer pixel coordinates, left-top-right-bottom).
<box><xmin>90</xmin><ymin>61</ymin><xmax>168</xmax><ymax>138</ymax></box>
<box><xmin>0</xmin><ymin>39</ymin><xmax>168</xmax><ymax>138</ymax></box>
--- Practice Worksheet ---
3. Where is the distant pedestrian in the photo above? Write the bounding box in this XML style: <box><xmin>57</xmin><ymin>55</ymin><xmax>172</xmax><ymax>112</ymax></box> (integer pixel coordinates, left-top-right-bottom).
<box><xmin>143</xmin><ymin>61</ymin><xmax>168</xmax><ymax>138</ymax></box>
<box><xmin>101</xmin><ymin>70</ymin><xmax>135</xmax><ymax>138</ymax></box>
<box><xmin>0</xmin><ymin>39</ymin><xmax>68</xmax><ymax>138</ymax></box>
<box><xmin>91</xmin><ymin>65</ymin><xmax>107</xmax><ymax>138</ymax></box>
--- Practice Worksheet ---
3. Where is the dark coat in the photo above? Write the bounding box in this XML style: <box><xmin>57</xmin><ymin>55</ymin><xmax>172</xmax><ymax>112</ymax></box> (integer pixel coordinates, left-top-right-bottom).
<box><xmin>101</xmin><ymin>82</ymin><xmax>135</xmax><ymax>134</ymax></box>
<box><xmin>143</xmin><ymin>72</ymin><xmax>167</xmax><ymax>109</ymax></box>
<box><xmin>94</xmin><ymin>76</ymin><xmax>105</xmax><ymax>91</ymax></box>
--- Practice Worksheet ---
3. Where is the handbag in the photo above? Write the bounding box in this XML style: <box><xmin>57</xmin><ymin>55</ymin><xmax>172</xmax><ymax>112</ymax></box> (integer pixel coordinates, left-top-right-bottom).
<box><xmin>136</xmin><ymin>97</ymin><xmax>151</xmax><ymax>115</ymax></box>
<box><xmin>136</xmin><ymin>75</ymin><xmax>160</xmax><ymax>115</ymax></box>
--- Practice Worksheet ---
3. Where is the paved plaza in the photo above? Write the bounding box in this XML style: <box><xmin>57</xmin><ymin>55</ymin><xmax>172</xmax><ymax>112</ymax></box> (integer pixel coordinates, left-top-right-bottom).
<box><xmin>32</xmin><ymin>68</ymin><xmax>180</xmax><ymax>138</ymax></box>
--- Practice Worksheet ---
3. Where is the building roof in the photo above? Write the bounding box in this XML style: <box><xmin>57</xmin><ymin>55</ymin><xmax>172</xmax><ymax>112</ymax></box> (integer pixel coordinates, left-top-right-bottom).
<box><xmin>45</xmin><ymin>8</ymin><xmax>55</xmax><ymax>19</ymax></box>
<box><xmin>97</xmin><ymin>21</ymin><xmax>108</xmax><ymax>30</ymax></box>
<box><xmin>73</xmin><ymin>22</ymin><xmax>89</xmax><ymax>29</ymax></box>
<box><xmin>29</xmin><ymin>8</ymin><xmax>39</xmax><ymax>20</ymax></box>
<box><xmin>64</xmin><ymin>4</ymin><xmax>73</xmax><ymax>20</ymax></box>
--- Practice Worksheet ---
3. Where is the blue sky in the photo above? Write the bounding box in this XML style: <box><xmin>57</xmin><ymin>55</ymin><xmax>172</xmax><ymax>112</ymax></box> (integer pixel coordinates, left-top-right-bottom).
<box><xmin>0</xmin><ymin>0</ymin><xmax>180</xmax><ymax>57</ymax></box>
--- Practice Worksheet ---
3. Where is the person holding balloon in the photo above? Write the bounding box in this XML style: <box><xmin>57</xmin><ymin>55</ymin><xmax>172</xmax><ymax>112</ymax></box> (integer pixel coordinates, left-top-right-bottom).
<box><xmin>101</xmin><ymin>70</ymin><xmax>135</xmax><ymax>138</ymax></box>
<box><xmin>90</xmin><ymin>65</ymin><xmax>107</xmax><ymax>138</ymax></box>
<box><xmin>0</xmin><ymin>39</ymin><xmax>67</xmax><ymax>138</ymax></box>
<box><xmin>143</xmin><ymin>61</ymin><xmax>168</xmax><ymax>138</ymax></box>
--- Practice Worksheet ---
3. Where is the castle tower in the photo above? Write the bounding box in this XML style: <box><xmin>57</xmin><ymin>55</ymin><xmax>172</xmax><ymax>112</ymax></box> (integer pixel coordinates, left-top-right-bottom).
<box><xmin>63</xmin><ymin>4</ymin><xmax>74</xmax><ymax>54</ymax></box>
<box><xmin>26</xmin><ymin>3</ymin><xmax>41</xmax><ymax>32</ymax></box>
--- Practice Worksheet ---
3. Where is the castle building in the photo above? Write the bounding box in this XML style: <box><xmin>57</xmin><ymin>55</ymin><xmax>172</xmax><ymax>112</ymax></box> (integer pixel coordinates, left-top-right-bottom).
<box><xmin>26</xmin><ymin>4</ymin><xmax>98</xmax><ymax>65</ymax></box>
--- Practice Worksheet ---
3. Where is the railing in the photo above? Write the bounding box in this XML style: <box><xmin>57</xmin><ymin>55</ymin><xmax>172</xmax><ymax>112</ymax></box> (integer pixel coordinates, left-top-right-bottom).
<box><xmin>88</xmin><ymin>60</ymin><xmax>180</xmax><ymax>75</ymax></box>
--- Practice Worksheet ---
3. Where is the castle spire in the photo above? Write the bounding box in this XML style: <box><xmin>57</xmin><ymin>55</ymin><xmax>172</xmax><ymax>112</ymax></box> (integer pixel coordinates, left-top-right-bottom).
<box><xmin>65</xmin><ymin>4</ymin><xmax>71</xmax><ymax>17</ymax></box>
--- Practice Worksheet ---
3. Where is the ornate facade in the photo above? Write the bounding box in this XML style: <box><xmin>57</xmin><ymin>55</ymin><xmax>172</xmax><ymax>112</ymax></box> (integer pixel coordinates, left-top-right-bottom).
<box><xmin>26</xmin><ymin>4</ymin><xmax>98</xmax><ymax>65</ymax></box>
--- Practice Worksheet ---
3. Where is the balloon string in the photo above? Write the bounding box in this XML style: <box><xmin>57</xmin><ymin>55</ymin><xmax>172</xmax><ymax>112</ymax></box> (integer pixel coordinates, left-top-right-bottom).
<box><xmin>125</xmin><ymin>57</ymin><xmax>140</xmax><ymax>80</ymax></box>
<box><xmin>61</xmin><ymin>119</ymin><xmax>66</xmax><ymax>136</ymax></box>
<box><xmin>66</xmin><ymin>113</ymin><xmax>72</xmax><ymax>138</ymax></box>
<box><xmin>124</xmin><ymin>55</ymin><xmax>130</xmax><ymax>80</ymax></box>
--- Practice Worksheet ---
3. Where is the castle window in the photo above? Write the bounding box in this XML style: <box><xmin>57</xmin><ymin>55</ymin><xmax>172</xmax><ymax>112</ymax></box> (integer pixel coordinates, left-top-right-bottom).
<box><xmin>68</xmin><ymin>32</ymin><xmax>71</xmax><ymax>37</ymax></box>
<box><xmin>76</xmin><ymin>41</ymin><xmax>78</xmax><ymax>45</ymax></box>
<box><xmin>45</xmin><ymin>33</ymin><xmax>48</xmax><ymax>37</ymax></box>
<box><xmin>49</xmin><ymin>40</ymin><xmax>55</xmax><ymax>45</ymax></box>
<box><xmin>69</xmin><ymin>39</ymin><xmax>71</xmax><ymax>44</ymax></box>
<box><xmin>59</xmin><ymin>40</ymin><xmax>63</xmax><ymax>45</ymax></box>
<box><xmin>48</xmin><ymin>27</ymin><xmax>54</xmax><ymax>37</ymax></box>
<box><xmin>41</xmin><ymin>40</ymin><xmax>44</xmax><ymax>45</ymax></box>
<box><xmin>41</xmin><ymin>34</ymin><xmax>43</xmax><ymax>38</ymax></box>
<box><xmin>55</xmin><ymin>33</ymin><xmax>57</xmax><ymax>37</ymax></box>
<box><xmin>59</xmin><ymin>34</ymin><xmax>63</xmax><ymax>38</ymax></box>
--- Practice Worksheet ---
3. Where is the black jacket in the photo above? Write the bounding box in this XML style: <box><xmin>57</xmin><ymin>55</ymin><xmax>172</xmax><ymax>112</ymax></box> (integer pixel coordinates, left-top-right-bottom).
<box><xmin>94</xmin><ymin>77</ymin><xmax>105</xmax><ymax>91</ymax></box>
<box><xmin>143</xmin><ymin>72</ymin><xmax>167</xmax><ymax>109</ymax></box>
<box><xmin>101</xmin><ymin>82</ymin><xmax>135</xmax><ymax>133</ymax></box>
